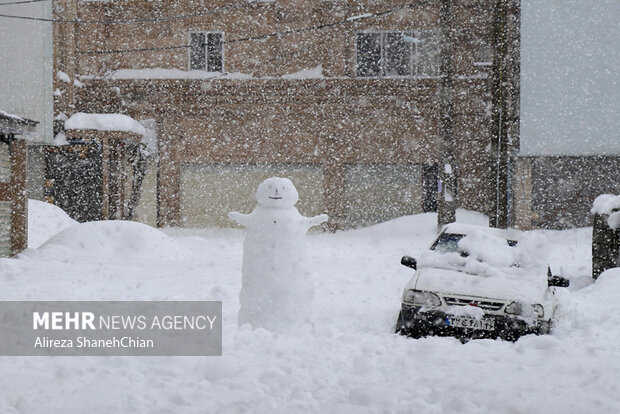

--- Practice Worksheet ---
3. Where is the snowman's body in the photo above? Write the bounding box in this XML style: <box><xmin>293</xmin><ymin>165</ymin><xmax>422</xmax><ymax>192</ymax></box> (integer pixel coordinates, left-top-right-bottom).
<box><xmin>229</xmin><ymin>177</ymin><xmax>327</xmax><ymax>330</ymax></box>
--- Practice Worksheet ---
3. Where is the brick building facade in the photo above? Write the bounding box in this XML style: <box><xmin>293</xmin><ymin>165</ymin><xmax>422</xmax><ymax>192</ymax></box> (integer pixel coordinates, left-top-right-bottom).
<box><xmin>53</xmin><ymin>0</ymin><xmax>520</xmax><ymax>228</ymax></box>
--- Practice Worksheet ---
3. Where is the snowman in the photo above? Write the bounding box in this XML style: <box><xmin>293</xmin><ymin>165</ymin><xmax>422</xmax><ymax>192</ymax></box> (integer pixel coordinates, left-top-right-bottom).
<box><xmin>229</xmin><ymin>177</ymin><xmax>328</xmax><ymax>331</ymax></box>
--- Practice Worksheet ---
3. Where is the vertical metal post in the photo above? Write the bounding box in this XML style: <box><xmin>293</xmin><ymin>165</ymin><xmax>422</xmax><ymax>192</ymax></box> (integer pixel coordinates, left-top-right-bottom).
<box><xmin>491</xmin><ymin>0</ymin><xmax>509</xmax><ymax>228</ymax></box>
<box><xmin>437</xmin><ymin>0</ymin><xmax>457</xmax><ymax>228</ymax></box>
<box><xmin>102</xmin><ymin>136</ymin><xmax>110</xmax><ymax>220</ymax></box>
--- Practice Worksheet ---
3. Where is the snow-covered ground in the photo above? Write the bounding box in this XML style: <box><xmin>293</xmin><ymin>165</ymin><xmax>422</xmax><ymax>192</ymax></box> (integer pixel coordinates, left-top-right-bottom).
<box><xmin>0</xmin><ymin>202</ymin><xmax>618</xmax><ymax>413</ymax></box>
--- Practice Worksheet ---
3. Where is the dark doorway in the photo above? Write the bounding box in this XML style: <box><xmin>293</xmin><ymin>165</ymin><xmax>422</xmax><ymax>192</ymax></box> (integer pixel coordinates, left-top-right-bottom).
<box><xmin>423</xmin><ymin>164</ymin><xmax>438</xmax><ymax>213</ymax></box>
<box><xmin>45</xmin><ymin>144</ymin><xmax>103</xmax><ymax>222</ymax></box>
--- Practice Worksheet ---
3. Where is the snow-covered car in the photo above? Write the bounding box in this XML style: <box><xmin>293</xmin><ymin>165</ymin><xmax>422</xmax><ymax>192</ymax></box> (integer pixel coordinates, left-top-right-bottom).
<box><xmin>395</xmin><ymin>223</ymin><xmax>570</xmax><ymax>341</ymax></box>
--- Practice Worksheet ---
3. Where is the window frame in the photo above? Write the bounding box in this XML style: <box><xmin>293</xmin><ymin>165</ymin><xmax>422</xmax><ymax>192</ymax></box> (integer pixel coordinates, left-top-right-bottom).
<box><xmin>354</xmin><ymin>30</ymin><xmax>440</xmax><ymax>79</ymax></box>
<box><xmin>188</xmin><ymin>31</ymin><xmax>225</xmax><ymax>72</ymax></box>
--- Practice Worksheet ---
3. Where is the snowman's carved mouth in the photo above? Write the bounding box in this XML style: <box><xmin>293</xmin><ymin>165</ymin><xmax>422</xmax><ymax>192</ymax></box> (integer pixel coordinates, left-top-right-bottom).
<box><xmin>269</xmin><ymin>196</ymin><xmax>282</xmax><ymax>200</ymax></box>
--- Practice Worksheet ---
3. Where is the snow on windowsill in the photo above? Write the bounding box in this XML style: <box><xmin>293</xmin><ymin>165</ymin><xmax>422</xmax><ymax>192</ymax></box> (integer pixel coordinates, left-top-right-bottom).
<box><xmin>65</xmin><ymin>113</ymin><xmax>146</xmax><ymax>136</ymax></box>
<box><xmin>281</xmin><ymin>65</ymin><xmax>324</xmax><ymax>79</ymax></box>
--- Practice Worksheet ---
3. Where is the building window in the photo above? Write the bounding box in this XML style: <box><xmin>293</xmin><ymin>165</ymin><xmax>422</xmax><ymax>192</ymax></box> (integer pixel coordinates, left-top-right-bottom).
<box><xmin>356</xmin><ymin>31</ymin><xmax>439</xmax><ymax>77</ymax></box>
<box><xmin>189</xmin><ymin>32</ymin><xmax>223</xmax><ymax>72</ymax></box>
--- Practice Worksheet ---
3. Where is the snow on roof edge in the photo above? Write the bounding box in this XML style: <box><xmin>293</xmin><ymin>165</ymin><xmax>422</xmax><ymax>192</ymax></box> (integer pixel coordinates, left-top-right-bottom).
<box><xmin>0</xmin><ymin>110</ymin><xmax>39</xmax><ymax>138</ymax></box>
<box><xmin>0</xmin><ymin>109</ymin><xmax>24</xmax><ymax>122</ymax></box>
<box><xmin>65</xmin><ymin>112</ymin><xmax>146</xmax><ymax>136</ymax></box>
<box><xmin>591</xmin><ymin>194</ymin><xmax>620</xmax><ymax>215</ymax></box>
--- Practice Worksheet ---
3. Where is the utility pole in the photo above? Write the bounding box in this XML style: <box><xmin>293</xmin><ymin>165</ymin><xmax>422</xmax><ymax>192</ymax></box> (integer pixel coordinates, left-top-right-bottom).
<box><xmin>437</xmin><ymin>0</ymin><xmax>457</xmax><ymax>228</ymax></box>
<box><xmin>490</xmin><ymin>0</ymin><xmax>510</xmax><ymax>228</ymax></box>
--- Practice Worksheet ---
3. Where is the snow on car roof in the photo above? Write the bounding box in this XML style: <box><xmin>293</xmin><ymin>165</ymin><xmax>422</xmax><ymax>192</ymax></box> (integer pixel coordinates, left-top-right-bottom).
<box><xmin>420</xmin><ymin>223</ymin><xmax>547</xmax><ymax>288</ymax></box>
<box><xmin>441</xmin><ymin>223</ymin><xmax>523</xmax><ymax>242</ymax></box>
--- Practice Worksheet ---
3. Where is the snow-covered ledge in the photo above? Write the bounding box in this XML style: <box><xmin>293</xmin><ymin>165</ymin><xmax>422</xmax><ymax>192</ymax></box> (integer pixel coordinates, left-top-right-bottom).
<box><xmin>90</xmin><ymin>65</ymin><xmax>325</xmax><ymax>81</ymax></box>
<box><xmin>591</xmin><ymin>194</ymin><xmax>620</xmax><ymax>230</ymax></box>
<box><xmin>0</xmin><ymin>110</ymin><xmax>38</xmax><ymax>140</ymax></box>
<box><xmin>65</xmin><ymin>113</ymin><xmax>146</xmax><ymax>136</ymax></box>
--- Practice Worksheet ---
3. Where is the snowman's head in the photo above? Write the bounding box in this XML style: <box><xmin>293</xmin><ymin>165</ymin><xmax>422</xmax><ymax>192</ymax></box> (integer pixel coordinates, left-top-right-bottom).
<box><xmin>256</xmin><ymin>177</ymin><xmax>299</xmax><ymax>209</ymax></box>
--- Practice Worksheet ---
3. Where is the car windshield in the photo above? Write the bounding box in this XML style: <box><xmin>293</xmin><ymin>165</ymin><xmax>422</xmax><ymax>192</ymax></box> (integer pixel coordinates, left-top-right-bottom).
<box><xmin>430</xmin><ymin>233</ymin><xmax>465</xmax><ymax>253</ymax></box>
<box><xmin>430</xmin><ymin>232</ymin><xmax>518</xmax><ymax>254</ymax></box>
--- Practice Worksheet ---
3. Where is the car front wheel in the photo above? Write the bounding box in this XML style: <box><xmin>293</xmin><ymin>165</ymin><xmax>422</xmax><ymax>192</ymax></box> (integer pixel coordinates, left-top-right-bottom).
<box><xmin>395</xmin><ymin>311</ymin><xmax>405</xmax><ymax>334</ymax></box>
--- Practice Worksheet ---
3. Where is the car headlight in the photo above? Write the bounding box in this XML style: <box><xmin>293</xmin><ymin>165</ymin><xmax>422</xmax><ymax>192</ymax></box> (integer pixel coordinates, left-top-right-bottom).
<box><xmin>505</xmin><ymin>301</ymin><xmax>522</xmax><ymax>315</ymax></box>
<box><xmin>531</xmin><ymin>304</ymin><xmax>544</xmax><ymax>318</ymax></box>
<box><xmin>404</xmin><ymin>290</ymin><xmax>441</xmax><ymax>306</ymax></box>
<box><xmin>505</xmin><ymin>302</ymin><xmax>544</xmax><ymax>318</ymax></box>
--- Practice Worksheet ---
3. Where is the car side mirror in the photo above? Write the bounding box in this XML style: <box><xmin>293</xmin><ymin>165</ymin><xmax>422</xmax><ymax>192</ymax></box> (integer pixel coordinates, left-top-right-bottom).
<box><xmin>401</xmin><ymin>256</ymin><xmax>417</xmax><ymax>270</ymax></box>
<box><xmin>547</xmin><ymin>266</ymin><xmax>570</xmax><ymax>287</ymax></box>
<box><xmin>548</xmin><ymin>276</ymin><xmax>570</xmax><ymax>288</ymax></box>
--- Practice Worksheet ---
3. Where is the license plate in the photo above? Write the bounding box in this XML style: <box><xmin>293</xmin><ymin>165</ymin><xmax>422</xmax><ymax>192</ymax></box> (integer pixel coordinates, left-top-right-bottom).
<box><xmin>446</xmin><ymin>316</ymin><xmax>495</xmax><ymax>331</ymax></box>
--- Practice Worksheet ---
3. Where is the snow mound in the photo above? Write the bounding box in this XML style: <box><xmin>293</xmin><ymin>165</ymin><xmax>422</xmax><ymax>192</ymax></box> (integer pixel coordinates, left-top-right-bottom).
<box><xmin>554</xmin><ymin>267</ymin><xmax>620</xmax><ymax>341</ymax></box>
<box><xmin>581</xmin><ymin>268</ymin><xmax>620</xmax><ymax>302</ymax></box>
<box><xmin>28</xmin><ymin>220</ymin><xmax>186</xmax><ymax>261</ymax></box>
<box><xmin>28</xmin><ymin>199</ymin><xmax>77</xmax><ymax>249</ymax></box>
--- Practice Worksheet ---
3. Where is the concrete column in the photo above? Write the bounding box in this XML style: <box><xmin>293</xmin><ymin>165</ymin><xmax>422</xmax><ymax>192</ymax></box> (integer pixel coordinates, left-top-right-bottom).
<box><xmin>53</xmin><ymin>0</ymin><xmax>77</xmax><ymax>117</ymax></box>
<box><xmin>513</xmin><ymin>156</ymin><xmax>532</xmax><ymax>230</ymax></box>
<box><xmin>157</xmin><ymin>122</ymin><xmax>180</xmax><ymax>227</ymax></box>
<box><xmin>592</xmin><ymin>213</ymin><xmax>620</xmax><ymax>279</ymax></box>
<box><xmin>10</xmin><ymin>139</ymin><xmax>27</xmax><ymax>255</ymax></box>
<box><xmin>322</xmin><ymin>161</ymin><xmax>345</xmax><ymax>231</ymax></box>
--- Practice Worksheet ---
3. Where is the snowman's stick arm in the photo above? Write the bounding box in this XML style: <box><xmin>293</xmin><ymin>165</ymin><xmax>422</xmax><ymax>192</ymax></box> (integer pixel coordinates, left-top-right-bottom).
<box><xmin>306</xmin><ymin>214</ymin><xmax>328</xmax><ymax>228</ymax></box>
<box><xmin>228</xmin><ymin>211</ymin><xmax>252</xmax><ymax>226</ymax></box>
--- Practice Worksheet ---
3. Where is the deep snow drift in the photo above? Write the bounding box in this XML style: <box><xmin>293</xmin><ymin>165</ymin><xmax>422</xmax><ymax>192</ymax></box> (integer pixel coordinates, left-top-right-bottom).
<box><xmin>27</xmin><ymin>199</ymin><xmax>77</xmax><ymax>249</ymax></box>
<box><xmin>0</xmin><ymin>202</ymin><xmax>617</xmax><ymax>413</ymax></box>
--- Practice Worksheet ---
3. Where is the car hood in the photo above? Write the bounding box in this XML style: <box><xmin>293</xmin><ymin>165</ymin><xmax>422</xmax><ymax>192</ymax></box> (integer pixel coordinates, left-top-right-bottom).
<box><xmin>408</xmin><ymin>266</ymin><xmax>548</xmax><ymax>304</ymax></box>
